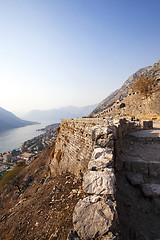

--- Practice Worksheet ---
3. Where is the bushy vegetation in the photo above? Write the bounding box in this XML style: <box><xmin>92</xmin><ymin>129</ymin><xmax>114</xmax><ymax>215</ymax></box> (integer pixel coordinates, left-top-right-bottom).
<box><xmin>132</xmin><ymin>75</ymin><xmax>155</xmax><ymax>98</ymax></box>
<box><xmin>0</xmin><ymin>162</ymin><xmax>25</xmax><ymax>192</ymax></box>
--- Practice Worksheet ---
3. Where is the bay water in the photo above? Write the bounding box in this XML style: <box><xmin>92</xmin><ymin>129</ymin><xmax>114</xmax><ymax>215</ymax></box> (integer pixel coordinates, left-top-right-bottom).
<box><xmin>0</xmin><ymin>121</ymin><xmax>54</xmax><ymax>154</ymax></box>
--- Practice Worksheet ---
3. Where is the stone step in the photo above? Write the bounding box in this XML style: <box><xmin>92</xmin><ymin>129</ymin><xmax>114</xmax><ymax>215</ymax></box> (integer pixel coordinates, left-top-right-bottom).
<box><xmin>148</xmin><ymin>161</ymin><xmax>160</xmax><ymax>181</ymax></box>
<box><xmin>124</xmin><ymin>158</ymin><xmax>148</xmax><ymax>176</ymax></box>
<box><xmin>124</xmin><ymin>159</ymin><xmax>160</xmax><ymax>183</ymax></box>
<box><xmin>141</xmin><ymin>183</ymin><xmax>160</xmax><ymax>198</ymax></box>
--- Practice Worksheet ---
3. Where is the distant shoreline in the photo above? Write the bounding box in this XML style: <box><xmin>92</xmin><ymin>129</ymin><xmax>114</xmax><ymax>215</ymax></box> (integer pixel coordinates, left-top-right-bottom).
<box><xmin>0</xmin><ymin>121</ymin><xmax>40</xmax><ymax>135</ymax></box>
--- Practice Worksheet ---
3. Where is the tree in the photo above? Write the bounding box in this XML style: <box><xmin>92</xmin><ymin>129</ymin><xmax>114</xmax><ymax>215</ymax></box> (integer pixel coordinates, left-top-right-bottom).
<box><xmin>132</xmin><ymin>75</ymin><xmax>155</xmax><ymax>98</ymax></box>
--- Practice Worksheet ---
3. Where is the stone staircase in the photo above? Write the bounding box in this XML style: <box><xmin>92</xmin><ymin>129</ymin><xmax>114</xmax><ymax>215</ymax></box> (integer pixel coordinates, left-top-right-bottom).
<box><xmin>116</xmin><ymin>129</ymin><xmax>160</xmax><ymax>240</ymax></box>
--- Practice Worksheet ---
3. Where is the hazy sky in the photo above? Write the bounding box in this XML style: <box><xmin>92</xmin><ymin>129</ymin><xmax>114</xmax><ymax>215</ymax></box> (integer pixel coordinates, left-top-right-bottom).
<box><xmin>0</xmin><ymin>0</ymin><xmax>160</xmax><ymax>116</ymax></box>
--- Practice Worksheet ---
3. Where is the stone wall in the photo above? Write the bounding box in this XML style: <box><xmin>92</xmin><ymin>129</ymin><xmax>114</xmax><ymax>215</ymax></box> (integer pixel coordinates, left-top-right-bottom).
<box><xmin>72</xmin><ymin>124</ymin><xmax>118</xmax><ymax>239</ymax></box>
<box><xmin>50</xmin><ymin>117</ymin><xmax>144</xmax><ymax>239</ymax></box>
<box><xmin>50</xmin><ymin>118</ymin><xmax>111</xmax><ymax>176</ymax></box>
<box><xmin>50</xmin><ymin>117</ymin><xmax>142</xmax><ymax>177</ymax></box>
<box><xmin>95</xmin><ymin>86</ymin><xmax>160</xmax><ymax>118</ymax></box>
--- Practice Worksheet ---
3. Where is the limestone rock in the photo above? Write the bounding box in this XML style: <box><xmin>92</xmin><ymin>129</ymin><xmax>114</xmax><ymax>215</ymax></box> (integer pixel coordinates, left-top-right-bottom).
<box><xmin>88</xmin><ymin>148</ymin><xmax>114</xmax><ymax>170</ymax></box>
<box><xmin>83</xmin><ymin>169</ymin><xmax>115</xmax><ymax>195</ymax></box>
<box><xmin>73</xmin><ymin>196</ymin><xmax>115</xmax><ymax>239</ymax></box>
<box><xmin>92</xmin><ymin>126</ymin><xmax>114</xmax><ymax>148</ymax></box>
<box><xmin>96</xmin><ymin>135</ymin><xmax>114</xmax><ymax>148</ymax></box>
<box><xmin>92</xmin><ymin>126</ymin><xmax>112</xmax><ymax>142</ymax></box>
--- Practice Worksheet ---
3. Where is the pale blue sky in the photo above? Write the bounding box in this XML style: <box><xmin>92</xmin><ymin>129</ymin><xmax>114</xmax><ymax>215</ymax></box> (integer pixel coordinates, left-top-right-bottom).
<box><xmin>0</xmin><ymin>0</ymin><xmax>160</xmax><ymax>115</ymax></box>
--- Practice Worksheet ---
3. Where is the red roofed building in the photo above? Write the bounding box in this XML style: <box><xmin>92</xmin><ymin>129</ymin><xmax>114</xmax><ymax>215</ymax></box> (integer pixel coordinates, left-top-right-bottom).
<box><xmin>3</xmin><ymin>153</ymin><xmax>12</xmax><ymax>162</ymax></box>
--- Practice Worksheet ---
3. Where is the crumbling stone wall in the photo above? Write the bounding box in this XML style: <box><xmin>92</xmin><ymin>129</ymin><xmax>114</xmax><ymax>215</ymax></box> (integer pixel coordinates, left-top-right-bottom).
<box><xmin>50</xmin><ymin>117</ymin><xmax>153</xmax><ymax>239</ymax></box>
<box><xmin>50</xmin><ymin>118</ymin><xmax>110</xmax><ymax>176</ymax></box>
<box><xmin>72</xmin><ymin>124</ymin><xmax>118</xmax><ymax>239</ymax></box>
<box><xmin>95</xmin><ymin>86</ymin><xmax>160</xmax><ymax>118</ymax></box>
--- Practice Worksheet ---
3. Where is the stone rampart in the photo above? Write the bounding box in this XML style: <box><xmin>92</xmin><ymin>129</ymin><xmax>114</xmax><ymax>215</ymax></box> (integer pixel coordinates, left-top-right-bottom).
<box><xmin>95</xmin><ymin>86</ymin><xmax>160</xmax><ymax>118</ymax></box>
<box><xmin>50</xmin><ymin>117</ymin><xmax>144</xmax><ymax>239</ymax></box>
<box><xmin>50</xmin><ymin>118</ymin><xmax>111</xmax><ymax>176</ymax></box>
<box><xmin>50</xmin><ymin>117</ymin><xmax>141</xmax><ymax>177</ymax></box>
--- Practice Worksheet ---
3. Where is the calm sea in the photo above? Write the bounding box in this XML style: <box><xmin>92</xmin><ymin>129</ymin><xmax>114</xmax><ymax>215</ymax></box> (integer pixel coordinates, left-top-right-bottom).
<box><xmin>0</xmin><ymin>121</ymin><xmax>53</xmax><ymax>153</ymax></box>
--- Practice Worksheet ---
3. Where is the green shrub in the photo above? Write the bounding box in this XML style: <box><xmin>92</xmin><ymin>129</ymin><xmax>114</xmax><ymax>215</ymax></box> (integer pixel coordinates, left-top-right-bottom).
<box><xmin>0</xmin><ymin>162</ymin><xmax>25</xmax><ymax>192</ymax></box>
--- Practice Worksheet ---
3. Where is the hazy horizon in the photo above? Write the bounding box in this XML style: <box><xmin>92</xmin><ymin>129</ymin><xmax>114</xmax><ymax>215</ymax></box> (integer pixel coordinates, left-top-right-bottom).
<box><xmin>0</xmin><ymin>0</ymin><xmax>160</xmax><ymax>116</ymax></box>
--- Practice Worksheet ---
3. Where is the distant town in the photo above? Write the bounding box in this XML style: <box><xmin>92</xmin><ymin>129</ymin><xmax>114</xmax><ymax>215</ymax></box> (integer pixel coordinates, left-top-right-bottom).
<box><xmin>0</xmin><ymin>123</ymin><xmax>59</xmax><ymax>178</ymax></box>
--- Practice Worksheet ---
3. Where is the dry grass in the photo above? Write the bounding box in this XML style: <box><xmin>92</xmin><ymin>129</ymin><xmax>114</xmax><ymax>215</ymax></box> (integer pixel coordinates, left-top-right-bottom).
<box><xmin>125</xmin><ymin>114</ymin><xmax>160</xmax><ymax>121</ymax></box>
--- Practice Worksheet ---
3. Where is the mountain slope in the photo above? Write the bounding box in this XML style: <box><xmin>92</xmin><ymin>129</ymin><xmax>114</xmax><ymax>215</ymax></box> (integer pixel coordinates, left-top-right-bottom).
<box><xmin>23</xmin><ymin>105</ymin><xmax>97</xmax><ymax>122</ymax></box>
<box><xmin>91</xmin><ymin>60</ymin><xmax>160</xmax><ymax>115</ymax></box>
<box><xmin>0</xmin><ymin>107</ymin><xmax>37</xmax><ymax>133</ymax></box>
<box><xmin>0</xmin><ymin>146</ymin><xmax>82</xmax><ymax>240</ymax></box>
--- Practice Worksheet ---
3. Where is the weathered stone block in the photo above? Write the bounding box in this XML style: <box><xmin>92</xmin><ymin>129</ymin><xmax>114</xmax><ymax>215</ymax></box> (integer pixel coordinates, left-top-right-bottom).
<box><xmin>149</xmin><ymin>161</ymin><xmax>160</xmax><ymax>179</ymax></box>
<box><xmin>130</xmin><ymin>158</ymin><xmax>148</xmax><ymax>175</ymax></box>
<box><xmin>141</xmin><ymin>184</ymin><xmax>160</xmax><ymax>198</ymax></box>
<box><xmin>73</xmin><ymin>196</ymin><xmax>116</xmax><ymax>239</ymax></box>
<box><xmin>111</xmin><ymin>125</ymin><xmax>118</xmax><ymax>141</ymax></box>
<box><xmin>143</xmin><ymin>120</ymin><xmax>153</xmax><ymax>130</ymax></box>
<box><xmin>92</xmin><ymin>125</ymin><xmax>113</xmax><ymax>142</ymax></box>
<box><xmin>96</xmin><ymin>135</ymin><xmax>114</xmax><ymax>148</ymax></box>
<box><xmin>83</xmin><ymin>169</ymin><xmax>115</xmax><ymax>195</ymax></box>
<box><xmin>124</xmin><ymin>158</ymin><xmax>131</xmax><ymax>171</ymax></box>
<box><xmin>127</xmin><ymin>173</ymin><xmax>144</xmax><ymax>186</ymax></box>
<box><xmin>88</xmin><ymin>148</ymin><xmax>114</xmax><ymax>170</ymax></box>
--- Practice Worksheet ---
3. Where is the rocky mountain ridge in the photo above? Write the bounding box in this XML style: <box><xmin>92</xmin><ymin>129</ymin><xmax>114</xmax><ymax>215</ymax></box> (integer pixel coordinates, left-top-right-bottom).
<box><xmin>23</xmin><ymin>105</ymin><xmax>97</xmax><ymax>122</ymax></box>
<box><xmin>91</xmin><ymin>60</ymin><xmax>160</xmax><ymax>116</ymax></box>
<box><xmin>0</xmin><ymin>107</ymin><xmax>37</xmax><ymax>133</ymax></box>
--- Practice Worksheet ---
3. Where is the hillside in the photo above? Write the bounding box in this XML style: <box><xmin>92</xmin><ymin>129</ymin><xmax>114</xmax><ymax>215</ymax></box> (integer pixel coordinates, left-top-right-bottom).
<box><xmin>0</xmin><ymin>107</ymin><xmax>37</xmax><ymax>133</ymax></box>
<box><xmin>91</xmin><ymin>60</ymin><xmax>160</xmax><ymax>116</ymax></box>
<box><xmin>23</xmin><ymin>105</ymin><xmax>97</xmax><ymax>122</ymax></box>
<box><xmin>0</xmin><ymin>145</ymin><xmax>83</xmax><ymax>240</ymax></box>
